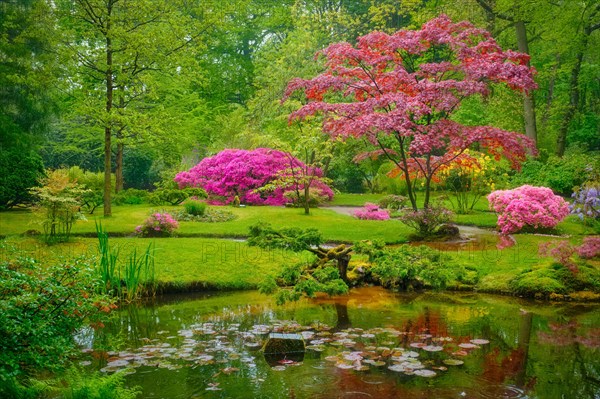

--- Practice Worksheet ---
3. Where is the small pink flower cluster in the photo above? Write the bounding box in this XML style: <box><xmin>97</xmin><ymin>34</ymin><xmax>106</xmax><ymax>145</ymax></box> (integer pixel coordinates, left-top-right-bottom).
<box><xmin>353</xmin><ymin>203</ymin><xmax>391</xmax><ymax>220</ymax></box>
<box><xmin>488</xmin><ymin>185</ymin><xmax>569</xmax><ymax>234</ymax></box>
<box><xmin>135</xmin><ymin>212</ymin><xmax>179</xmax><ymax>237</ymax></box>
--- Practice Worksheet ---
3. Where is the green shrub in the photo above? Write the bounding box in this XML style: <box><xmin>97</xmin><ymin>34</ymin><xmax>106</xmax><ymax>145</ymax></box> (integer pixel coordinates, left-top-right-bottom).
<box><xmin>30</xmin><ymin>169</ymin><xmax>88</xmax><ymax>243</ymax></box>
<box><xmin>510</xmin><ymin>150</ymin><xmax>600</xmax><ymax>195</ymax></box>
<box><xmin>0</xmin><ymin>256</ymin><xmax>114</xmax><ymax>380</ymax></box>
<box><xmin>113</xmin><ymin>188</ymin><xmax>149</xmax><ymax>205</ymax></box>
<box><xmin>283</xmin><ymin>187</ymin><xmax>329</xmax><ymax>208</ymax></box>
<box><xmin>184</xmin><ymin>199</ymin><xmax>207</xmax><ymax>216</ymax></box>
<box><xmin>354</xmin><ymin>241</ymin><xmax>469</xmax><ymax>291</ymax></box>
<box><xmin>149</xmin><ymin>187</ymin><xmax>206</xmax><ymax>206</ymax></box>
<box><xmin>374</xmin><ymin>162</ymin><xmax>408</xmax><ymax>195</ymax></box>
<box><xmin>0</xmin><ymin>149</ymin><xmax>45</xmax><ymax>210</ymax></box>
<box><xmin>378</xmin><ymin>194</ymin><xmax>408</xmax><ymax>210</ymax></box>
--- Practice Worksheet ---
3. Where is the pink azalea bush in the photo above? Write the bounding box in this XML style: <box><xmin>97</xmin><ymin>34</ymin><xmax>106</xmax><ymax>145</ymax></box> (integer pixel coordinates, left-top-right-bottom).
<box><xmin>488</xmin><ymin>185</ymin><xmax>569</xmax><ymax>234</ymax></box>
<box><xmin>353</xmin><ymin>203</ymin><xmax>391</xmax><ymax>220</ymax></box>
<box><xmin>135</xmin><ymin>212</ymin><xmax>179</xmax><ymax>237</ymax></box>
<box><xmin>174</xmin><ymin>148</ymin><xmax>333</xmax><ymax>205</ymax></box>
<box><xmin>577</xmin><ymin>237</ymin><xmax>600</xmax><ymax>259</ymax></box>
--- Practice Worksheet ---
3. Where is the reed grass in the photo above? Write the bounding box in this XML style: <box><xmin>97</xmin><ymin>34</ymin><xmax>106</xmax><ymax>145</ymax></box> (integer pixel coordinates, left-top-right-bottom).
<box><xmin>95</xmin><ymin>222</ymin><xmax>156</xmax><ymax>301</ymax></box>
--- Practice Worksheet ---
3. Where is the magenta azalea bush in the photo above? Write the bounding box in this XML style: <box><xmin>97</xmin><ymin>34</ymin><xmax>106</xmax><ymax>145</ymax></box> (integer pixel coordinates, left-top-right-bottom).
<box><xmin>135</xmin><ymin>212</ymin><xmax>179</xmax><ymax>237</ymax></box>
<box><xmin>174</xmin><ymin>148</ymin><xmax>333</xmax><ymax>205</ymax></box>
<box><xmin>488</xmin><ymin>185</ymin><xmax>569</xmax><ymax>234</ymax></box>
<box><xmin>353</xmin><ymin>203</ymin><xmax>390</xmax><ymax>220</ymax></box>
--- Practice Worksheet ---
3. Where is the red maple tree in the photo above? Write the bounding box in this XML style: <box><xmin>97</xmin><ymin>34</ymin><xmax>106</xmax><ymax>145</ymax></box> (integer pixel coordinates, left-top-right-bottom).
<box><xmin>284</xmin><ymin>15</ymin><xmax>537</xmax><ymax>210</ymax></box>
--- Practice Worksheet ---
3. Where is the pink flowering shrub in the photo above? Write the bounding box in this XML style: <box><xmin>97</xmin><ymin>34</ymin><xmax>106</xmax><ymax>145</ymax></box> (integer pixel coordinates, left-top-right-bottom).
<box><xmin>538</xmin><ymin>241</ymin><xmax>578</xmax><ymax>273</ymax></box>
<box><xmin>353</xmin><ymin>203</ymin><xmax>390</xmax><ymax>220</ymax></box>
<box><xmin>488</xmin><ymin>185</ymin><xmax>569</xmax><ymax>234</ymax></box>
<box><xmin>135</xmin><ymin>212</ymin><xmax>179</xmax><ymax>237</ymax></box>
<box><xmin>174</xmin><ymin>148</ymin><xmax>333</xmax><ymax>205</ymax></box>
<box><xmin>538</xmin><ymin>237</ymin><xmax>600</xmax><ymax>274</ymax></box>
<box><xmin>577</xmin><ymin>237</ymin><xmax>600</xmax><ymax>259</ymax></box>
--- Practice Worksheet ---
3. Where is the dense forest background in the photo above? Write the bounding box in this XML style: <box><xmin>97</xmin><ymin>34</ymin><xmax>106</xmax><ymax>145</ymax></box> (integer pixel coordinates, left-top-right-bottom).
<box><xmin>2</xmin><ymin>0</ymin><xmax>598</xmax><ymax>202</ymax></box>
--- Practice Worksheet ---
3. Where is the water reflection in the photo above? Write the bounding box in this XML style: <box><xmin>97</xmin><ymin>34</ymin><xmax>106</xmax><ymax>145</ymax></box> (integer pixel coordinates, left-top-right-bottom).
<box><xmin>81</xmin><ymin>288</ymin><xmax>600</xmax><ymax>399</ymax></box>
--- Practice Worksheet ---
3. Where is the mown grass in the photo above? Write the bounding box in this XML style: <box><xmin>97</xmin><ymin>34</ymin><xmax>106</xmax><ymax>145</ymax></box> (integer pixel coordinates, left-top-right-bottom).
<box><xmin>1</xmin><ymin>193</ymin><xmax>596</xmax><ymax>296</ymax></box>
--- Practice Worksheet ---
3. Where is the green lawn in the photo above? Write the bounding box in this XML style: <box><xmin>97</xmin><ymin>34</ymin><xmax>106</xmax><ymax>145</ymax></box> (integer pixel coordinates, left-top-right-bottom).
<box><xmin>1</xmin><ymin>193</ymin><xmax>597</xmax><ymax>296</ymax></box>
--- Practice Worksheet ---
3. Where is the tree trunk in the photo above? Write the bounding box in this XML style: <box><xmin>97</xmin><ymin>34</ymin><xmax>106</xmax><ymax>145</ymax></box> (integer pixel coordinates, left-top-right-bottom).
<box><xmin>541</xmin><ymin>54</ymin><xmax>559</xmax><ymax>132</ymax></box>
<box><xmin>557</xmin><ymin>33</ymin><xmax>589</xmax><ymax>157</ymax></box>
<box><xmin>115</xmin><ymin>91</ymin><xmax>125</xmax><ymax>193</ymax></box>
<box><xmin>303</xmin><ymin>184</ymin><xmax>310</xmax><ymax>215</ymax></box>
<box><xmin>103</xmin><ymin>28</ymin><xmax>113</xmax><ymax>217</ymax></box>
<box><xmin>514</xmin><ymin>20</ymin><xmax>537</xmax><ymax>148</ymax></box>
<box><xmin>337</xmin><ymin>254</ymin><xmax>350</xmax><ymax>284</ymax></box>
<box><xmin>115</xmin><ymin>141</ymin><xmax>123</xmax><ymax>192</ymax></box>
<box><xmin>334</xmin><ymin>300</ymin><xmax>351</xmax><ymax>331</ymax></box>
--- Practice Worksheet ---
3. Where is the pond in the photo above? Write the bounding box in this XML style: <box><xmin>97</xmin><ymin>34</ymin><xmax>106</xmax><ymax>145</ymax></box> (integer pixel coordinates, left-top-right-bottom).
<box><xmin>77</xmin><ymin>287</ymin><xmax>600</xmax><ymax>399</ymax></box>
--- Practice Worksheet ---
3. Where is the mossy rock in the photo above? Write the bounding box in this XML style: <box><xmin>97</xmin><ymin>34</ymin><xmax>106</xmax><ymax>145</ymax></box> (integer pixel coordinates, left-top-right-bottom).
<box><xmin>263</xmin><ymin>333</ymin><xmax>305</xmax><ymax>366</ymax></box>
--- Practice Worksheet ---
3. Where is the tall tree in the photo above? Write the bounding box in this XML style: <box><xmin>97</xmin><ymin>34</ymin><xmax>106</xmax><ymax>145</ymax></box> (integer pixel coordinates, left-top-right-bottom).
<box><xmin>555</xmin><ymin>1</ymin><xmax>600</xmax><ymax>156</ymax></box>
<box><xmin>474</xmin><ymin>0</ymin><xmax>538</xmax><ymax>147</ymax></box>
<box><xmin>285</xmin><ymin>15</ymin><xmax>536</xmax><ymax>211</ymax></box>
<box><xmin>0</xmin><ymin>0</ymin><xmax>58</xmax><ymax>151</ymax></box>
<box><xmin>57</xmin><ymin>0</ymin><xmax>218</xmax><ymax>216</ymax></box>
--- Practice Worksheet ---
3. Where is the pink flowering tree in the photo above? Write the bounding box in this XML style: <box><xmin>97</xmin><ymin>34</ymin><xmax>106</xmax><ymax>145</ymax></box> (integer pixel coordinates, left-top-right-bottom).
<box><xmin>284</xmin><ymin>15</ymin><xmax>537</xmax><ymax>211</ymax></box>
<box><xmin>488</xmin><ymin>185</ymin><xmax>570</xmax><ymax>234</ymax></box>
<box><xmin>174</xmin><ymin>148</ymin><xmax>333</xmax><ymax>206</ymax></box>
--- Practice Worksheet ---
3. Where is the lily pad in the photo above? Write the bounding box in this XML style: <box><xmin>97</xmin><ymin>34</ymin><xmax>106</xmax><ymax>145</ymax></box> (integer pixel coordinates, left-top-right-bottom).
<box><xmin>443</xmin><ymin>359</ymin><xmax>464</xmax><ymax>366</ymax></box>
<box><xmin>414</xmin><ymin>369</ymin><xmax>436</xmax><ymax>377</ymax></box>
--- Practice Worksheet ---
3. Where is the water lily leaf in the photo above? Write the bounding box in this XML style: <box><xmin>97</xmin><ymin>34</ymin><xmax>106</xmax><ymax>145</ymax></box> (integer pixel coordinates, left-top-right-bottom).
<box><xmin>422</xmin><ymin>345</ymin><xmax>444</xmax><ymax>352</ymax></box>
<box><xmin>458</xmin><ymin>343</ymin><xmax>480</xmax><ymax>349</ymax></box>
<box><xmin>414</xmin><ymin>369</ymin><xmax>436</xmax><ymax>377</ymax></box>
<box><xmin>470</xmin><ymin>339</ymin><xmax>489</xmax><ymax>345</ymax></box>
<box><xmin>443</xmin><ymin>359</ymin><xmax>464</xmax><ymax>366</ymax></box>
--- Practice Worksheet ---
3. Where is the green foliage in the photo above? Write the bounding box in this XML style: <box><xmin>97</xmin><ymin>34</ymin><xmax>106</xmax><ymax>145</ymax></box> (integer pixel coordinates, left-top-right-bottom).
<box><xmin>67</xmin><ymin>167</ymin><xmax>105</xmax><ymax>214</ymax></box>
<box><xmin>123</xmin><ymin>149</ymin><xmax>160</xmax><ymax>190</ymax></box>
<box><xmin>261</xmin><ymin>263</ymin><xmax>349</xmax><ymax>305</ymax></box>
<box><xmin>510</xmin><ymin>262</ymin><xmax>600</xmax><ymax>297</ymax></box>
<box><xmin>113</xmin><ymin>189</ymin><xmax>149</xmax><ymax>206</ymax></box>
<box><xmin>283</xmin><ymin>187</ymin><xmax>329</xmax><ymax>208</ymax></box>
<box><xmin>172</xmin><ymin>207</ymin><xmax>237</xmax><ymax>223</ymax></box>
<box><xmin>0</xmin><ymin>255</ymin><xmax>113</xmax><ymax>380</ymax></box>
<box><xmin>398</xmin><ymin>206</ymin><xmax>454</xmax><ymax>239</ymax></box>
<box><xmin>0</xmin><ymin>369</ymin><xmax>140</xmax><ymax>399</ymax></box>
<box><xmin>96</xmin><ymin>223</ymin><xmax>156</xmax><ymax>300</ymax></box>
<box><xmin>183</xmin><ymin>199</ymin><xmax>207</xmax><ymax>216</ymax></box>
<box><xmin>510</xmin><ymin>151</ymin><xmax>600</xmax><ymax>195</ymax></box>
<box><xmin>378</xmin><ymin>194</ymin><xmax>408</xmax><ymax>211</ymax></box>
<box><xmin>374</xmin><ymin>162</ymin><xmax>408</xmax><ymax>195</ymax></box>
<box><xmin>149</xmin><ymin>187</ymin><xmax>206</xmax><ymax>206</ymax></box>
<box><xmin>0</xmin><ymin>150</ymin><xmax>45</xmax><ymax>210</ymax></box>
<box><xmin>248</xmin><ymin>222</ymin><xmax>322</xmax><ymax>252</ymax></box>
<box><xmin>31</xmin><ymin>169</ymin><xmax>87</xmax><ymax>243</ymax></box>
<box><xmin>64</xmin><ymin>369</ymin><xmax>141</xmax><ymax>399</ymax></box>
<box><xmin>354</xmin><ymin>242</ymin><xmax>473</xmax><ymax>291</ymax></box>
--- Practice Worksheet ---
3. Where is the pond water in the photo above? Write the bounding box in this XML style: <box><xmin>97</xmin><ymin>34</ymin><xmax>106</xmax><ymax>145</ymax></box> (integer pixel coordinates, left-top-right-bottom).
<box><xmin>78</xmin><ymin>287</ymin><xmax>600</xmax><ymax>399</ymax></box>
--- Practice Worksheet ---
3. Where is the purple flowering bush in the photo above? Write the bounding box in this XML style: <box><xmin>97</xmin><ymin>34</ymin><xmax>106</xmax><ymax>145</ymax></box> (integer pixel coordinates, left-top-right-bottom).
<box><xmin>353</xmin><ymin>203</ymin><xmax>390</xmax><ymax>220</ymax></box>
<box><xmin>488</xmin><ymin>185</ymin><xmax>569</xmax><ymax>234</ymax></box>
<box><xmin>135</xmin><ymin>212</ymin><xmax>179</xmax><ymax>237</ymax></box>
<box><xmin>570</xmin><ymin>186</ymin><xmax>600</xmax><ymax>221</ymax></box>
<box><xmin>174</xmin><ymin>148</ymin><xmax>333</xmax><ymax>205</ymax></box>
